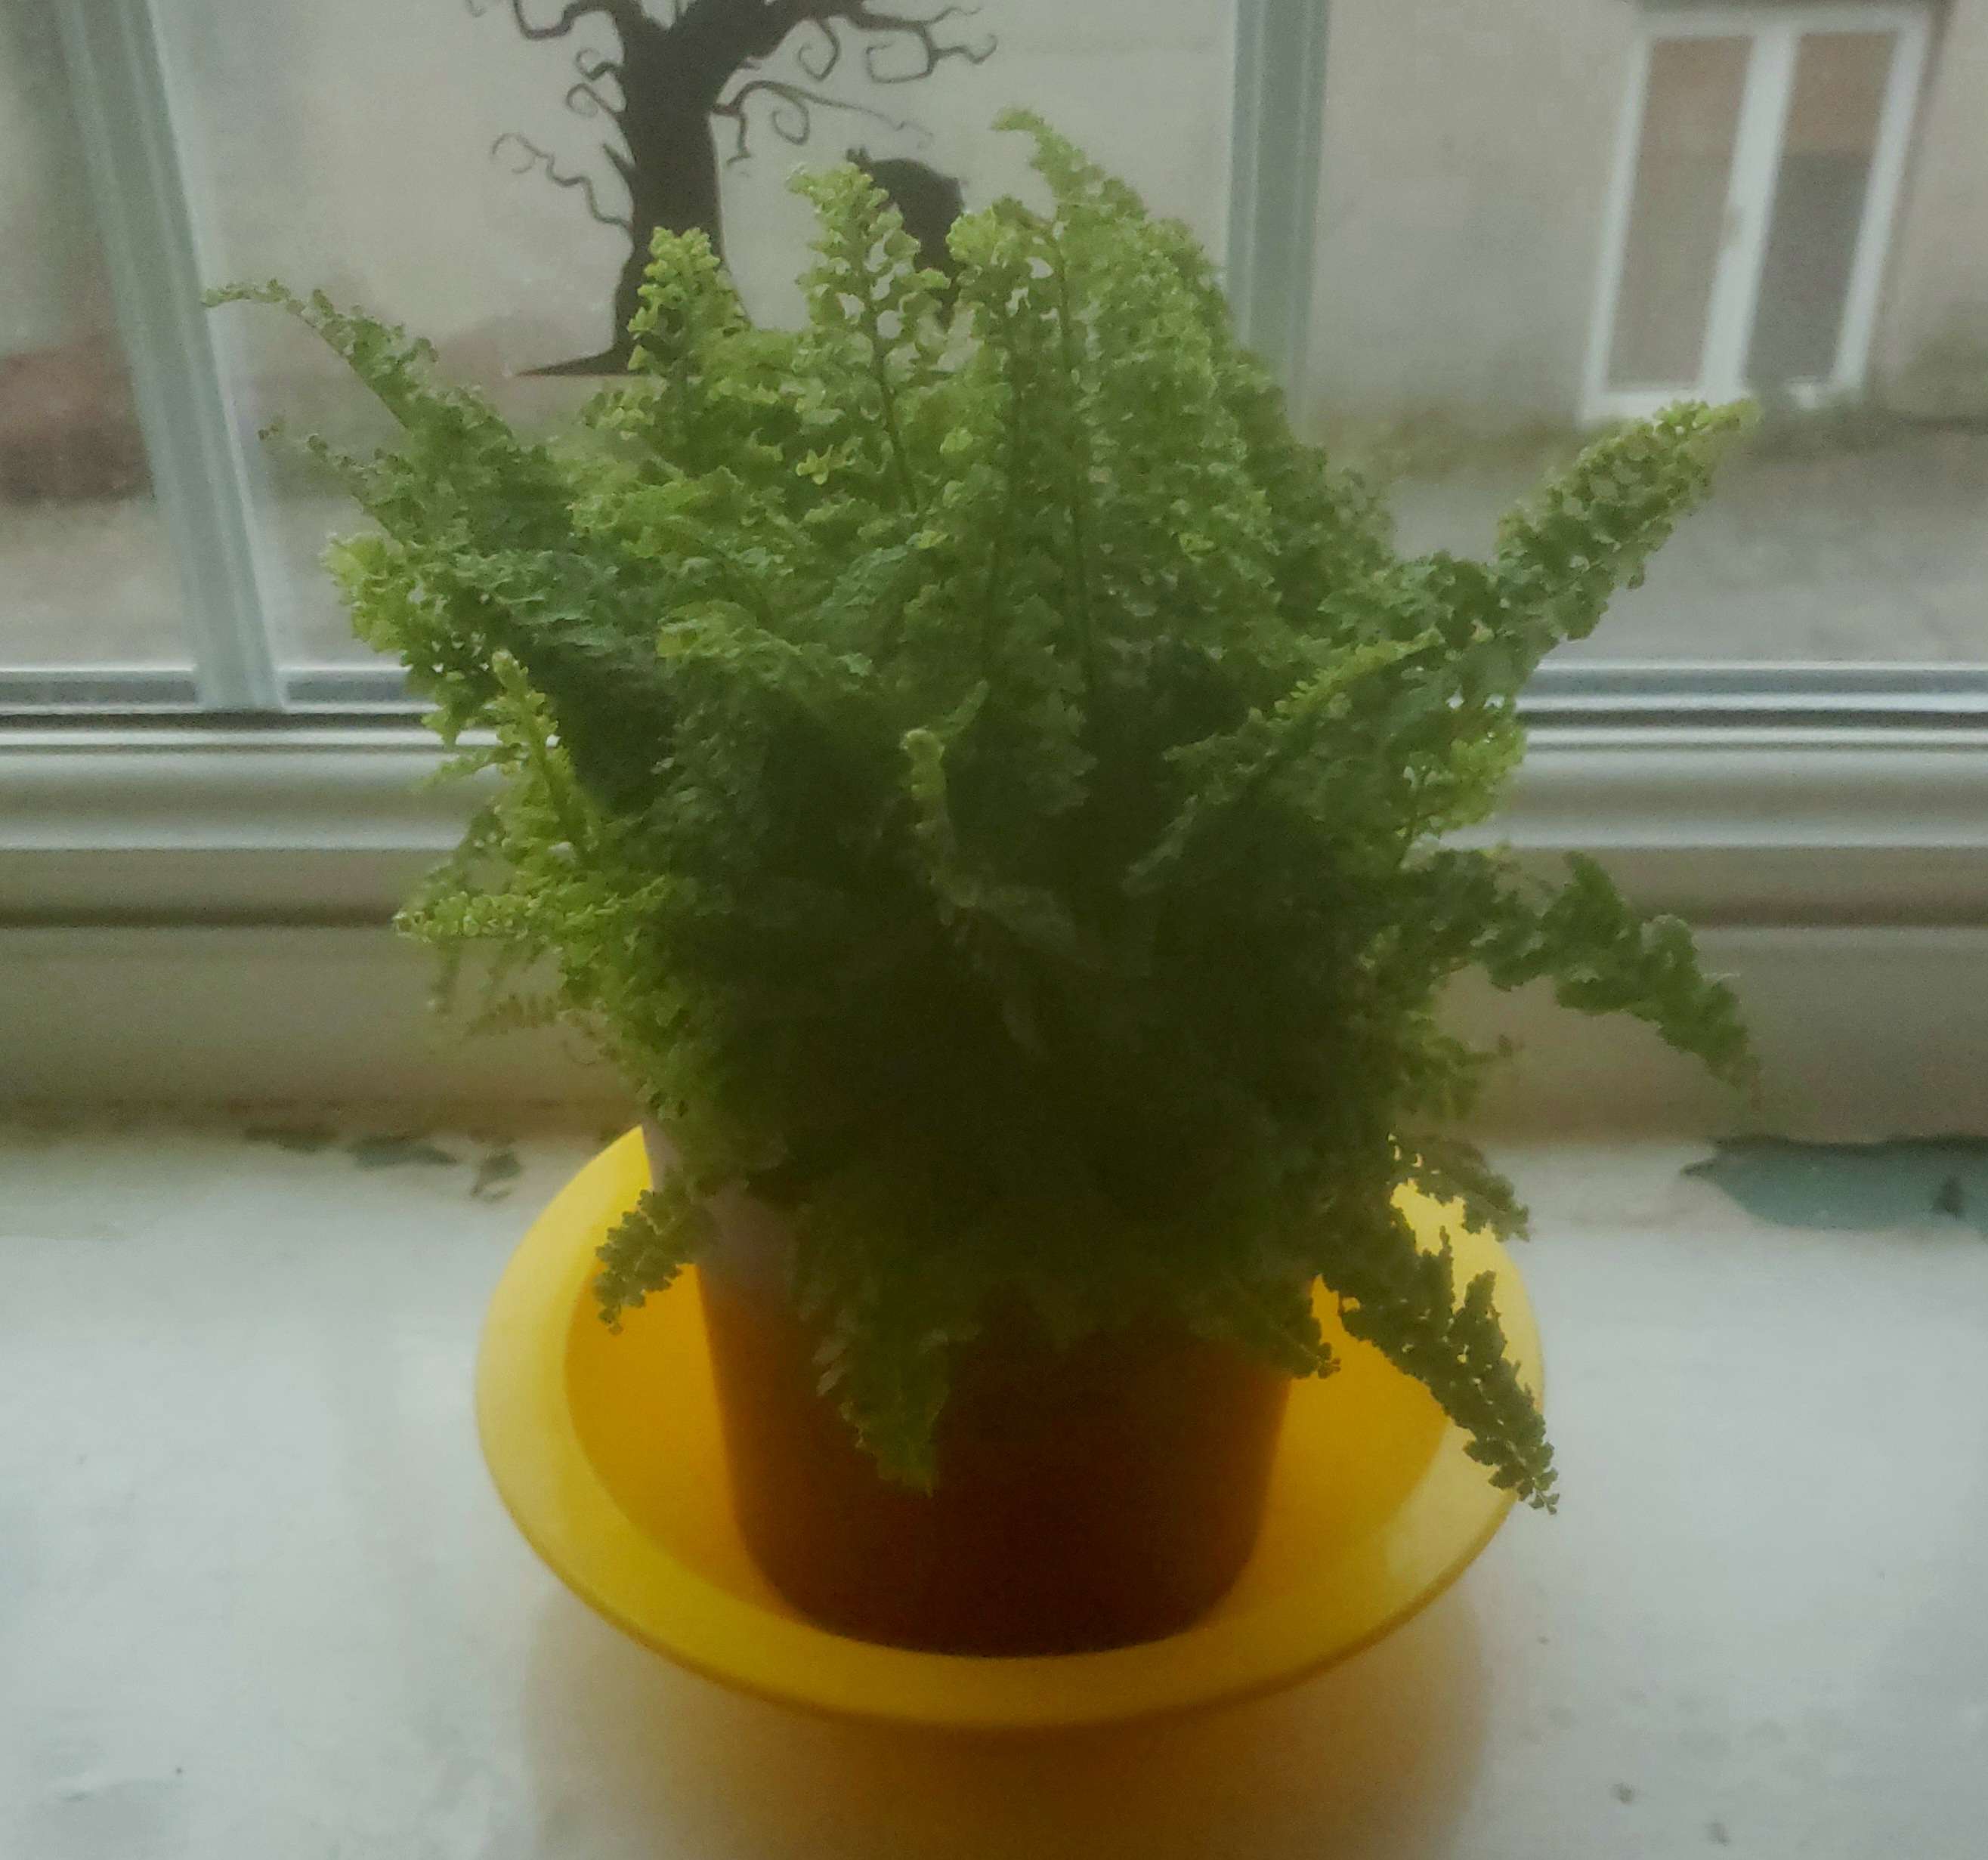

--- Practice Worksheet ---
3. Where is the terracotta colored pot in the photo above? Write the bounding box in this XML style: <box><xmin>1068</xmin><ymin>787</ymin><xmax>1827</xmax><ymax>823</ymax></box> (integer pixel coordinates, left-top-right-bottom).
<box><xmin>645</xmin><ymin>1126</ymin><xmax>1292</xmax><ymax>1655</ymax></box>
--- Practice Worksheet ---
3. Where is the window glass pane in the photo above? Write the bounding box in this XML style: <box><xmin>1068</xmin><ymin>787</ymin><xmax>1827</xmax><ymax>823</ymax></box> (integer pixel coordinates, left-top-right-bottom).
<box><xmin>1306</xmin><ymin>2</ymin><xmax>1987</xmax><ymax>666</ymax></box>
<box><xmin>0</xmin><ymin>1</ymin><xmax>186</xmax><ymax>672</ymax></box>
<box><xmin>1609</xmin><ymin>36</ymin><xmax>1748</xmax><ymax>391</ymax></box>
<box><xmin>169</xmin><ymin>0</ymin><xmax>1238</xmax><ymax>675</ymax></box>
<box><xmin>1747</xmin><ymin>31</ymin><xmax>1893</xmax><ymax>389</ymax></box>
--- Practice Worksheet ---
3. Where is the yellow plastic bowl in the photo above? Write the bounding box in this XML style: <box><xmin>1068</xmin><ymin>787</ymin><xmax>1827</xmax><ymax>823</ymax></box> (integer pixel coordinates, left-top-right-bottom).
<box><xmin>477</xmin><ymin>1132</ymin><xmax>1542</xmax><ymax>1730</ymax></box>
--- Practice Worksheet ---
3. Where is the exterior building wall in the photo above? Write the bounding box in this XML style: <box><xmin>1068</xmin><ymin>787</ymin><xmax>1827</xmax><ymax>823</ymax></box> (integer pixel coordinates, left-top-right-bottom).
<box><xmin>1300</xmin><ymin>0</ymin><xmax>1639</xmax><ymax>434</ymax></box>
<box><xmin>1878</xmin><ymin>0</ymin><xmax>1988</xmax><ymax>414</ymax></box>
<box><xmin>1302</xmin><ymin>0</ymin><xmax>1986</xmax><ymax>431</ymax></box>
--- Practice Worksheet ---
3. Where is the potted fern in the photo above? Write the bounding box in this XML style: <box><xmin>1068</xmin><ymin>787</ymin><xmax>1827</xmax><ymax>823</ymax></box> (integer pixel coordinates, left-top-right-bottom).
<box><xmin>214</xmin><ymin>113</ymin><xmax>1749</xmax><ymax>1657</ymax></box>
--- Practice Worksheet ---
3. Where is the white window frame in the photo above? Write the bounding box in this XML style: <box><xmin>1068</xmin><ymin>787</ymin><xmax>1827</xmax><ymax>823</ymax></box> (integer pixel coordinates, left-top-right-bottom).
<box><xmin>42</xmin><ymin>0</ymin><xmax>280</xmax><ymax>712</ymax></box>
<box><xmin>1583</xmin><ymin>2</ymin><xmax>1933</xmax><ymax>425</ymax></box>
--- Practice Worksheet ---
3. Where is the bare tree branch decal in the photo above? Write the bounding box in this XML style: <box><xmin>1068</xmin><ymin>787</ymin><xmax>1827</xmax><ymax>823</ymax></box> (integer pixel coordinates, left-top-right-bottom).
<box><xmin>794</xmin><ymin>18</ymin><xmax>843</xmax><ymax>82</ymax></box>
<box><xmin>491</xmin><ymin>131</ymin><xmax>637</xmax><ymax>232</ymax></box>
<box><xmin>711</xmin><ymin>79</ymin><xmax>912</xmax><ymax>165</ymax></box>
<box><xmin>833</xmin><ymin>3</ymin><xmax>994</xmax><ymax>83</ymax></box>
<box><xmin>468</xmin><ymin>0</ymin><xmax>631</xmax><ymax>42</ymax></box>
<box><xmin>564</xmin><ymin>78</ymin><xmax>620</xmax><ymax>118</ymax></box>
<box><xmin>470</xmin><ymin>0</ymin><xmax>994</xmax><ymax>373</ymax></box>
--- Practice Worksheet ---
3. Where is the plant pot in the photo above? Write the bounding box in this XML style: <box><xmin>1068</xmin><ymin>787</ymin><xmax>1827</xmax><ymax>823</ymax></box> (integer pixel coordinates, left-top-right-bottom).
<box><xmin>482</xmin><ymin>1134</ymin><xmax>1538</xmax><ymax>1723</ymax></box>
<box><xmin>644</xmin><ymin>1126</ymin><xmax>1292</xmax><ymax>1655</ymax></box>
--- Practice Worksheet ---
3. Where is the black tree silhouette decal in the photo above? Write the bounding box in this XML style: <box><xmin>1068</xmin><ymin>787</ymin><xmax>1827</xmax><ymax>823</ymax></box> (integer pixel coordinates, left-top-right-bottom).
<box><xmin>471</xmin><ymin>0</ymin><xmax>993</xmax><ymax>373</ymax></box>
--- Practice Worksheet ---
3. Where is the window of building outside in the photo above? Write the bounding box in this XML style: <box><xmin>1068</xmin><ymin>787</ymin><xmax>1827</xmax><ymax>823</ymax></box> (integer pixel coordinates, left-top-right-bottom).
<box><xmin>1</xmin><ymin>0</ymin><xmax>1983</xmax><ymax>708</ymax></box>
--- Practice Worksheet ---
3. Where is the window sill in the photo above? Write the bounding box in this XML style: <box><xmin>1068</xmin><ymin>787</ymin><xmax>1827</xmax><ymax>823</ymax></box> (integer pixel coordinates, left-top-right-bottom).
<box><xmin>5</xmin><ymin>720</ymin><xmax>1988</xmax><ymax>1126</ymax></box>
<box><xmin>14</xmin><ymin>1122</ymin><xmax>1980</xmax><ymax>1857</ymax></box>
<box><xmin>6</xmin><ymin>717</ymin><xmax>1988</xmax><ymax>925</ymax></box>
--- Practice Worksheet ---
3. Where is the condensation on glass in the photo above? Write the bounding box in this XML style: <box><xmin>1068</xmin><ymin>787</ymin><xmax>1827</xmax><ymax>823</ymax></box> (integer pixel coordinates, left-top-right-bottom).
<box><xmin>168</xmin><ymin>0</ymin><xmax>1240</xmax><ymax>672</ymax></box>
<box><xmin>0</xmin><ymin>2</ymin><xmax>185</xmax><ymax>670</ymax></box>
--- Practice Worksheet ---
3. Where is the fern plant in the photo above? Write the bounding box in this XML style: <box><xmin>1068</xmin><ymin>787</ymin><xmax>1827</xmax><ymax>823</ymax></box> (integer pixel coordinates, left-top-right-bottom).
<box><xmin>212</xmin><ymin>113</ymin><xmax>1750</xmax><ymax>1507</ymax></box>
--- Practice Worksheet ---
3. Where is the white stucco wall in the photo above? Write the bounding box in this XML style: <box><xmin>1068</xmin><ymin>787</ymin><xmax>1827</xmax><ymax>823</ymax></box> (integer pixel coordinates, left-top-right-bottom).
<box><xmin>1301</xmin><ymin>0</ymin><xmax>1987</xmax><ymax>433</ymax></box>
<box><xmin>1300</xmin><ymin>0</ymin><xmax>1639</xmax><ymax>434</ymax></box>
<box><xmin>1877</xmin><ymin>0</ymin><xmax>1988</xmax><ymax>413</ymax></box>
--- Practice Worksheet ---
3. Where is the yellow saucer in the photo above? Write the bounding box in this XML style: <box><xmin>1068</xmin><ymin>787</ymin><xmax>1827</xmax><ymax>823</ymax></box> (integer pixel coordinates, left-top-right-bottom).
<box><xmin>477</xmin><ymin>1132</ymin><xmax>1541</xmax><ymax>1730</ymax></box>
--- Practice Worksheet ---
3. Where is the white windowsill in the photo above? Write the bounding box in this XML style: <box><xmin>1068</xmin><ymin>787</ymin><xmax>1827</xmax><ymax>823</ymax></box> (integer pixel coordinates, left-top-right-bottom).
<box><xmin>4</xmin><ymin>723</ymin><xmax>1988</xmax><ymax>1126</ymax></box>
<box><xmin>7</xmin><ymin>1122</ymin><xmax>1984</xmax><ymax>1859</ymax></box>
<box><xmin>7</xmin><ymin>721</ymin><xmax>1988</xmax><ymax>923</ymax></box>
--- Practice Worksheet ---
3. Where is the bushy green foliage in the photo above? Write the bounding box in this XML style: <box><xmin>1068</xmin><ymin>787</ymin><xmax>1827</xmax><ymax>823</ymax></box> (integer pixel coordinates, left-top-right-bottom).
<box><xmin>212</xmin><ymin>113</ymin><xmax>1751</xmax><ymax>1507</ymax></box>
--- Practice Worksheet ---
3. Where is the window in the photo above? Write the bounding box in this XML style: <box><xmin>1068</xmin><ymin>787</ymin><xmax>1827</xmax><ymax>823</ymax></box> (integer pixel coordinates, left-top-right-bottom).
<box><xmin>1588</xmin><ymin>8</ymin><xmax>1930</xmax><ymax>420</ymax></box>
<box><xmin>10</xmin><ymin>0</ymin><xmax>1985</xmax><ymax>707</ymax></box>
<box><xmin>3</xmin><ymin>0</ymin><xmax>1261</xmax><ymax>711</ymax></box>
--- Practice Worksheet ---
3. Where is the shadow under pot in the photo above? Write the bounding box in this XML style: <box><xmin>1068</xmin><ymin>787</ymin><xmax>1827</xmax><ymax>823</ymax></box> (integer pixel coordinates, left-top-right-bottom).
<box><xmin>643</xmin><ymin>1124</ymin><xmax>1293</xmax><ymax>1656</ymax></box>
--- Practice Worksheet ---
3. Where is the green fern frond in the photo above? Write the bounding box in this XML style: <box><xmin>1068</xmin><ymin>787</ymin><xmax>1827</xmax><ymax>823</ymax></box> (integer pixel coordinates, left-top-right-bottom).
<box><xmin>595</xmin><ymin>1176</ymin><xmax>711</xmax><ymax>1329</ymax></box>
<box><xmin>212</xmin><ymin>113</ymin><xmax>1750</xmax><ymax>1496</ymax></box>
<box><xmin>1318</xmin><ymin>1203</ymin><xmax>1557</xmax><ymax>1509</ymax></box>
